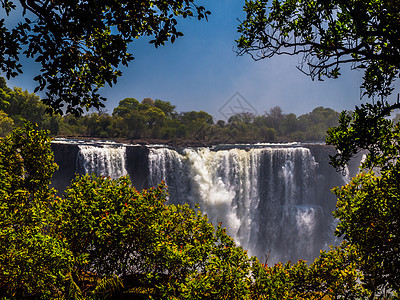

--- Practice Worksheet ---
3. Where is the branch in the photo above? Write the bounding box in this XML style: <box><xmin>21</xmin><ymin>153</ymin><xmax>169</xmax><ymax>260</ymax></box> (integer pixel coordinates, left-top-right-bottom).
<box><xmin>19</xmin><ymin>0</ymin><xmax>62</xmax><ymax>42</ymax></box>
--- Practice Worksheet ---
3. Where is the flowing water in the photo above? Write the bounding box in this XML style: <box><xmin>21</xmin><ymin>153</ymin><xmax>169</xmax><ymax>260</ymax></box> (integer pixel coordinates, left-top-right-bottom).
<box><xmin>76</xmin><ymin>145</ymin><xmax>128</xmax><ymax>180</ymax></box>
<box><xmin>147</xmin><ymin>146</ymin><xmax>342</xmax><ymax>263</ymax></box>
<box><xmin>54</xmin><ymin>141</ymin><xmax>351</xmax><ymax>264</ymax></box>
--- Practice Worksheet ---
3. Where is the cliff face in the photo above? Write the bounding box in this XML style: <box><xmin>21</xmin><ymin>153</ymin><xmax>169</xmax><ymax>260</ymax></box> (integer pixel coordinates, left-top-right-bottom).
<box><xmin>51</xmin><ymin>142</ymin><xmax>151</xmax><ymax>192</ymax></box>
<box><xmin>125</xmin><ymin>145</ymin><xmax>149</xmax><ymax>190</ymax></box>
<box><xmin>51</xmin><ymin>143</ymin><xmax>80</xmax><ymax>193</ymax></box>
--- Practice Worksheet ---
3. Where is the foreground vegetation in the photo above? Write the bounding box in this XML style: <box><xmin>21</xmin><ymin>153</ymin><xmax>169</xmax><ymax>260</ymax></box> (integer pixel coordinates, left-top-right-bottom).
<box><xmin>0</xmin><ymin>124</ymin><xmax>398</xmax><ymax>299</ymax></box>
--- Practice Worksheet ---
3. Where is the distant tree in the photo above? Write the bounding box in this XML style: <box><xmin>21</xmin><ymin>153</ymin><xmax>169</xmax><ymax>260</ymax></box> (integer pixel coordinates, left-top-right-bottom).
<box><xmin>295</xmin><ymin>107</ymin><xmax>340</xmax><ymax>141</ymax></box>
<box><xmin>266</xmin><ymin>106</ymin><xmax>284</xmax><ymax>133</ymax></box>
<box><xmin>163</xmin><ymin>119</ymin><xmax>188</xmax><ymax>139</ymax></box>
<box><xmin>42</xmin><ymin>114</ymin><xmax>62</xmax><ymax>135</ymax></box>
<box><xmin>280</xmin><ymin>113</ymin><xmax>298</xmax><ymax>136</ymax></box>
<box><xmin>145</xmin><ymin>106</ymin><xmax>166</xmax><ymax>129</ymax></box>
<box><xmin>112</xmin><ymin>98</ymin><xmax>140</xmax><ymax>118</ymax></box>
<box><xmin>4</xmin><ymin>87</ymin><xmax>46</xmax><ymax>126</ymax></box>
<box><xmin>0</xmin><ymin>0</ymin><xmax>209</xmax><ymax>115</ymax></box>
<box><xmin>154</xmin><ymin>99</ymin><xmax>177</xmax><ymax>118</ymax></box>
<box><xmin>59</xmin><ymin>113</ymin><xmax>87</xmax><ymax>136</ymax></box>
<box><xmin>179</xmin><ymin>111</ymin><xmax>214</xmax><ymax>125</ymax></box>
<box><xmin>309</xmin><ymin>107</ymin><xmax>340</xmax><ymax>128</ymax></box>
<box><xmin>216</xmin><ymin>120</ymin><xmax>226</xmax><ymax>127</ymax></box>
<box><xmin>228</xmin><ymin>112</ymin><xmax>255</xmax><ymax>124</ymax></box>
<box><xmin>142</xmin><ymin>97</ymin><xmax>155</xmax><ymax>107</ymax></box>
<box><xmin>257</xmin><ymin>126</ymin><xmax>277</xmax><ymax>141</ymax></box>
<box><xmin>84</xmin><ymin>113</ymin><xmax>113</xmax><ymax>138</ymax></box>
<box><xmin>0</xmin><ymin>77</ymin><xmax>61</xmax><ymax>134</ymax></box>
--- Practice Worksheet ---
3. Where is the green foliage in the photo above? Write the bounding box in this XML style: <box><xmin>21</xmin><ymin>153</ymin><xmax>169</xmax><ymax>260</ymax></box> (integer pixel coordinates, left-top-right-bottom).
<box><xmin>52</xmin><ymin>175</ymin><xmax>167</xmax><ymax>279</ymax></box>
<box><xmin>333</xmin><ymin>169</ymin><xmax>400</xmax><ymax>295</ymax></box>
<box><xmin>237</xmin><ymin>0</ymin><xmax>400</xmax><ymax>99</ymax></box>
<box><xmin>0</xmin><ymin>123</ymin><xmax>73</xmax><ymax>298</ymax></box>
<box><xmin>0</xmin><ymin>110</ymin><xmax>14</xmax><ymax>136</ymax></box>
<box><xmin>0</xmin><ymin>78</ymin><xmax>62</xmax><ymax>134</ymax></box>
<box><xmin>304</xmin><ymin>243</ymin><xmax>370</xmax><ymax>299</ymax></box>
<box><xmin>175</xmin><ymin>224</ymin><xmax>252</xmax><ymax>299</ymax></box>
<box><xmin>0</xmin><ymin>0</ymin><xmax>210</xmax><ymax>115</ymax></box>
<box><xmin>155</xmin><ymin>99</ymin><xmax>177</xmax><ymax>118</ymax></box>
<box><xmin>326</xmin><ymin>100</ymin><xmax>400</xmax><ymax>296</ymax></box>
<box><xmin>250</xmin><ymin>258</ymin><xmax>302</xmax><ymax>299</ymax></box>
<box><xmin>250</xmin><ymin>242</ymin><xmax>369</xmax><ymax>299</ymax></box>
<box><xmin>327</xmin><ymin>101</ymin><xmax>399</xmax><ymax>171</ymax></box>
<box><xmin>51</xmin><ymin>174</ymin><xmax>254</xmax><ymax>299</ymax></box>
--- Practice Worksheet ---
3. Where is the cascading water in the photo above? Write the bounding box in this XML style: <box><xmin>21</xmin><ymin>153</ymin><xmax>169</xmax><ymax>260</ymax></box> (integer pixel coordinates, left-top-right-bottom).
<box><xmin>77</xmin><ymin>145</ymin><xmax>128</xmax><ymax>180</ymax></box>
<box><xmin>57</xmin><ymin>141</ymin><xmax>350</xmax><ymax>264</ymax></box>
<box><xmin>148</xmin><ymin>146</ymin><xmax>345</xmax><ymax>264</ymax></box>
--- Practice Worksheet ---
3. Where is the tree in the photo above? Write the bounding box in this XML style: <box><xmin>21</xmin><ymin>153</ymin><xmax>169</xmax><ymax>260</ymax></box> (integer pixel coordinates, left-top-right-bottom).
<box><xmin>0</xmin><ymin>110</ymin><xmax>14</xmax><ymax>136</ymax></box>
<box><xmin>142</xmin><ymin>97</ymin><xmax>155</xmax><ymax>107</ymax></box>
<box><xmin>332</xmin><ymin>169</ymin><xmax>400</xmax><ymax>296</ymax></box>
<box><xmin>112</xmin><ymin>98</ymin><xmax>141</xmax><ymax>118</ymax></box>
<box><xmin>250</xmin><ymin>242</ymin><xmax>370</xmax><ymax>299</ymax></box>
<box><xmin>0</xmin><ymin>124</ymin><xmax>73</xmax><ymax>298</ymax></box>
<box><xmin>228</xmin><ymin>112</ymin><xmax>255</xmax><ymax>124</ymax></box>
<box><xmin>237</xmin><ymin>0</ymin><xmax>400</xmax><ymax>101</ymax></box>
<box><xmin>327</xmin><ymin>104</ymin><xmax>400</xmax><ymax>296</ymax></box>
<box><xmin>179</xmin><ymin>110</ymin><xmax>214</xmax><ymax>125</ymax></box>
<box><xmin>0</xmin><ymin>77</ymin><xmax>12</xmax><ymax>110</ymax></box>
<box><xmin>0</xmin><ymin>0</ymin><xmax>210</xmax><ymax>115</ymax></box>
<box><xmin>0</xmin><ymin>77</ymin><xmax>62</xmax><ymax>134</ymax></box>
<box><xmin>155</xmin><ymin>99</ymin><xmax>177</xmax><ymax>118</ymax></box>
<box><xmin>50</xmin><ymin>175</ymin><xmax>254</xmax><ymax>298</ymax></box>
<box><xmin>266</xmin><ymin>106</ymin><xmax>284</xmax><ymax>132</ymax></box>
<box><xmin>295</xmin><ymin>107</ymin><xmax>340</xmax><ymax>141</ymax></box>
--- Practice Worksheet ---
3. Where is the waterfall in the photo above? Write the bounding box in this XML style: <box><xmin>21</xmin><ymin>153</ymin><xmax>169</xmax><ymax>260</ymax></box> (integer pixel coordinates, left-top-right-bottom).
<box><xmin>148</xmin><ymin>146</ymin><xmax>344</xmax><ymax>264</ymax></box>
<box><xmin>77</xmin><ymin>145</ymin><xmax>128</xmax><ymax>180</ymax></box>
<box><xmin>54</xmin><ymin>141</ymin><xmax>352</xmax><ymax>264</ymax></box>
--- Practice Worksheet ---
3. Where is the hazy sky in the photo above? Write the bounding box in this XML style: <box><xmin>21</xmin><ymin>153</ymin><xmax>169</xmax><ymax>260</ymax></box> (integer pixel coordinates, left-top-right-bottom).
<box><xmin>5</xmin><ymin>0</ymin><xmax>368</xmax><ymax>121</ymax></box>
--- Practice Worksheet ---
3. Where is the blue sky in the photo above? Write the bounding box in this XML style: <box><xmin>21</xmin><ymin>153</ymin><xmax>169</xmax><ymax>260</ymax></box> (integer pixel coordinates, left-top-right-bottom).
<box><xmin>5</xmin><ymin>0</ymin><xmax>367</xmax><ymax>121</ymax></box>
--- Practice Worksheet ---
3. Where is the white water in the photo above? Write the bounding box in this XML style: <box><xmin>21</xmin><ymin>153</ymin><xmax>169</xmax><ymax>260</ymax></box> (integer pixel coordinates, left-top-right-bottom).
<box><xmin>147</xmin><ymin>146</ymin><xmax>340</xmax><ymax>263</ymax></box>
<box><xmin>77</xmin><ymin>145</ymin><xmax>128</xmax><ymax>180</ymax></box>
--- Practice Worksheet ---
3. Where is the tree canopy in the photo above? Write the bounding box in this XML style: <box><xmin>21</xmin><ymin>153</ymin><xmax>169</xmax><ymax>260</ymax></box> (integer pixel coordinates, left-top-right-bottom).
<box><xmin>237</xmin><ymin>0</ymin><xmax>400</xmax><ymax>100</ymax></box>
<box><xmin>0</xmin><ymin>0</ymin><xmax>209</xmax><ymax>115</ymax></box>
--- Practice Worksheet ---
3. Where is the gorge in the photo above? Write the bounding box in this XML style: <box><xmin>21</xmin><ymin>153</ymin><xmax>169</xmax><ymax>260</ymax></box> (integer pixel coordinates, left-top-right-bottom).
<box><xmin>51</xmin><ymin>140</ymin><xmax>361</xmax><ymax>265</ymax></box>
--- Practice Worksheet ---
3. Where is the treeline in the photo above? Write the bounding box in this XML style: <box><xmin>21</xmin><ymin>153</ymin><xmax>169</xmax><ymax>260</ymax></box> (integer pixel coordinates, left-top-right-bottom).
<box><xmin>0</xmin><ymin>77</ymin><xmax>340</xmax><ymax>142</ymax></box>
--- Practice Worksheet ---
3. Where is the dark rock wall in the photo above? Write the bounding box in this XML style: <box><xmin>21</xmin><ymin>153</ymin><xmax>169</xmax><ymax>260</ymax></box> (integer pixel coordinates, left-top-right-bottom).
<box><xmin>125</xmin><ymin>145</ymin><xmax>149</xmax><ymax>190</ymax></box>
<box><xmin>51</xmin><ymin>143</ymin><xmax>80</xmax><ymax>193</ymax></box>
